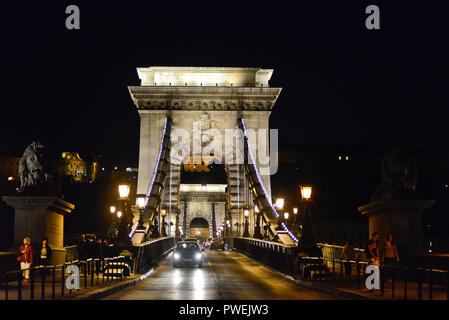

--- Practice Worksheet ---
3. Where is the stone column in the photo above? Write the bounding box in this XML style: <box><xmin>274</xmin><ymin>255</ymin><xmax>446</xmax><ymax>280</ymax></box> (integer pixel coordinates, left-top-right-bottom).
<box><xmin>358</xmin><ymin>199</ymin><xmax>435</xmax><ymax>256</ymax></box>
<box><xmin>3</xmin><ymin>196</ymin><xmax>75</xmax><ymax>265</ymax></box>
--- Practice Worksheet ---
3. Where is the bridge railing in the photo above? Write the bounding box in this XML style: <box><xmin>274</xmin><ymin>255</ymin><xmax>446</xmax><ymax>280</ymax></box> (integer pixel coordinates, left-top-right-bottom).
<box><xmin>132</xmin><ymin>237</ymin><xmax>175</xmax><ymax>274</ymax></box>
<box><xmin>0</xmin><ymin>255</ymin><xmax>131</xmax><ymax>300</ymax></box>
<box><xmin>317</xmin><ymin>243</ymin><xmax>367</xmax><ymax>262</ymax></box>
<box><xmin>232</xmin><ymin>237</ymin><xmax>298</xmax><ymax>275</ymax></box>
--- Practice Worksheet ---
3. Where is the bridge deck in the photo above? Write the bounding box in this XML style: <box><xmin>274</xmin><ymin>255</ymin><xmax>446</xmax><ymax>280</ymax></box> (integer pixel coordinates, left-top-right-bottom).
<box><xmin>103</xmin><ymin>250</ymin><xmax>344</xmax><ymax>300</ymax></box>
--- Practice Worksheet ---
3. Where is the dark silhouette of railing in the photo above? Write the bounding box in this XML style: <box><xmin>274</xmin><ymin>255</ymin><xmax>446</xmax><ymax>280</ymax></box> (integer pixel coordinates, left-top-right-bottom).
<box><xmin>133</xmin><ymin>237</ymin><xmax>175</xmax><ymax>274</ymax></box>
<box><xmin>313</xmin><ymin>255</ymin><xmax>449</xmax><ymax>300</ymax></box>
<box><xmin>0</xmin><ymin>237</ymin><xmax>175</xmax><ymax>300</ymax></box>
<box><xmin>232</xmin><ymin>237</ymin><xmax>297</xmax><ymax>275</ymax></box>
<box><xmin>0</xmin><ymin>256</ymin><xmax>130</xmax><ymax>300</ymax></box>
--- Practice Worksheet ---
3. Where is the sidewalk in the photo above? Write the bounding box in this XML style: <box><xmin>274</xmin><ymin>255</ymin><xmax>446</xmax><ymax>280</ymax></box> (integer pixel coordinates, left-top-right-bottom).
<box><xmin>293</xmin><ymin>262</ymin><xmax>448</xmax><ymax>300</ymax></box>
<box><xmin>0</xmin><ymin>267</ymin><xmax>157</xmax><ymax>300</ymax></box>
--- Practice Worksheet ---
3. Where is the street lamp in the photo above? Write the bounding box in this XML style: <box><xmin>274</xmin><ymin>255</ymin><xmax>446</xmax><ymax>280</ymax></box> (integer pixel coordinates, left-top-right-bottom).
<box><xmin>117</xmin><ymin>183</ymin><xmax>132</xmax><ymax>245</ymax></box>
<box><xmin>300</xmin><ymin>185</ymin><xmax>312</xmax><ymax>201</ymax></box>
<box><xmin>293</xmin><ymin>208</ymin><xmax>298</xmax><ymax>214</ymax></box>
<box><xmin>253</xmin><ymin>205</ymin><xmax>262</xmax><ymax>239</ymax></box>
<box><xmin>275</xmin><ymin>198</ymin><xmax>284</xmax><ymax>210</ymax></box>
<box><xmin>275</xmin><ymin>198</ymin><xmax>285</xmax><ymax>231</ymax></box>
<box><xmin>284</xmin><ymin>212</ymin><xmax>289</xmax><ymax>220</ymax></box>
<box><xmin>299</xmin><ymin>185</ymin><xmax>313</xmax><ymax>247</ymax></box>
<box><xmin>161</xmin><ymin>209</ymin><xmax>168</xmax><ymax>237</ymax></box>
<box><xmin>110</xmin><ymin>206</ymin><xmax>116</xmax><ymax>214</ymax></box>
<box><xmin>118</xmin><ymin>184</ymin><xmax>130</xmax><ymax>199</ymax></box>
<box><xmin>135</xmin><ymin>194</ymin><xmax>146</xmax><ymax>230</ymax></box>
<box><xmin>243</xmin><ymin>209</ymin><xmax>250</xmax><ymax>237</ymax></box>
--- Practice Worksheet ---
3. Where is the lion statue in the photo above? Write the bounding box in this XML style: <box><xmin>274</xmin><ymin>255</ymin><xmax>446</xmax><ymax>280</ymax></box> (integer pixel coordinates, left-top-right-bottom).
<box><xmin>371</xmin><ymin>147</ymin><xmax>419</xmax><ymax>200</ymax></box>
<box><xmin>18</xmin><ymin>141</ymin><xmax>54</xmax><ymax>194</ymax></box>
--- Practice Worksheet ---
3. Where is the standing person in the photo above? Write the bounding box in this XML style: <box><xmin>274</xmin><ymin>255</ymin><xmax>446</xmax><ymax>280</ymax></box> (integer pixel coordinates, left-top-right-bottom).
<box><xmin>38</xmin><ymin>237</ymin><xmax>52</xmax><ymax>275</ymax></box>
<box><xmin>95</xmin><ymin>238</ymin><xmax>103</xmax><ymax>274</ymax></box>
<box><xmin>367</xmin><ymin>232</ymin><xmax>380</xmax><ymax>265</ymax></box>
<box><xmin>382</xmin><ymin>234</ymin><xmax>399</xmax><ymax>282</ymax></box>
<box><xmin>17</xmin><ymin>237</ymin><xmax>33</xmax><ymax>284</ymax></box>
<box><xmin>77</xmin><ymin>234</ymin><xmax>88</xmax><ymax>261</ymax></box>
<box><xmin>339</xmin><ymin>241</ymin><xmax>355</xmax><ymax>277</ymax></box>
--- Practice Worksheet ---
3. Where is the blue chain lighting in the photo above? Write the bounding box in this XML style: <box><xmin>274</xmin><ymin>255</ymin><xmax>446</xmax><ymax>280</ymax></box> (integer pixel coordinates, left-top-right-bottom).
<box><xmin>241</xmin><ymin>118</ymin><xmax>299</xmax><ymax>243</ymax></box>
<box><xmin>129</xmin><ymin>117</ymin><xmax>168</xmax><ymax>238</ymax></box>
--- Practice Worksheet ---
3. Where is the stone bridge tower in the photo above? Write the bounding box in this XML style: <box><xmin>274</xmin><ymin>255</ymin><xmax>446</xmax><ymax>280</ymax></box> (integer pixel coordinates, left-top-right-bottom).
<box><xmin>128</xmin><ymin>67</ymin><xmax>281</xmax><ymax>237</ymax></box>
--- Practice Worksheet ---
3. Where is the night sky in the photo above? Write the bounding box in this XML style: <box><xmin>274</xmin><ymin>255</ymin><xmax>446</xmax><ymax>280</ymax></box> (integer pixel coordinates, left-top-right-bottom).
<box><xmin>0</xmin><ymin>1</ymin><xmax>447</xmax><ymax>167</ymax></box>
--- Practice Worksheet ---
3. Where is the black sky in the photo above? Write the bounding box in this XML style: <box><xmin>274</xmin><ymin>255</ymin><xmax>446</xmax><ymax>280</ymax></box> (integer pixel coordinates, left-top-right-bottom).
<box><xmin>0</xmin><ymin>1</ymin><xmax>447</xmax><ymax>166</ymax></box>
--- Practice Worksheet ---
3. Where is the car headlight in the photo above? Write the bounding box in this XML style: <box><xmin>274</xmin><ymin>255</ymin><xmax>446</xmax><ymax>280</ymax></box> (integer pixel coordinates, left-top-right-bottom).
<box><xmin>195</xmin><ymin>253</ymin><xmax>202</xmax><ymax>260</ymax></box>
<box><xmin>174</xmin><ymin>253</ymin><xmax>180</xmax><ymax>260</ymax></box>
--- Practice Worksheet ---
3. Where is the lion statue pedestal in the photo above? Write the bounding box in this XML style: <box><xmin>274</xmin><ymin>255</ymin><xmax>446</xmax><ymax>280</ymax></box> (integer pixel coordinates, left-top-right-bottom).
<box><xmin>3</xmin><ymin>196</ymin><xmax>74</xmax><ymax>265</ymax></box>
<box><xmin>358</xmin><ymin>147</ymin><xmax>435</xmax><ymax>256</ymax></box>
<box><xmin>2</xmin><ymin>141</ymin><xmax>75</xmax><ymax>265</ymax></box>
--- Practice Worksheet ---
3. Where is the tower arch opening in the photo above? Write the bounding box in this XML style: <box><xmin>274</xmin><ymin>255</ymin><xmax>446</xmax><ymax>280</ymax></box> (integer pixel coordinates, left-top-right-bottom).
<box><xmin>189</xmin><ymin>217</ymin><xmax>209</xmax><ymax>241</ymax></box>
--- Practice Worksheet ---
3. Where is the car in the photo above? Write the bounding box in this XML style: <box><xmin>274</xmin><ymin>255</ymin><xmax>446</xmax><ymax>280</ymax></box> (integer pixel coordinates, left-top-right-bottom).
<box><xmin>183</xmin><ymin>238</ymin><xmax>202</xmax><ymax>248</ymax></box>
<box><xmin>184</xmin><ymin>238</ymin><xmax>200</xmax><ymax>244</ymax></box>
<box><xmin>173</xmin><ymin>242</ymin><xmax>204</xmax><ymax>268</ymax></box>
<box><xmin>210</xmin><ymin>239</ymin><xmax>225</xmax><ymax>250</ymax></box>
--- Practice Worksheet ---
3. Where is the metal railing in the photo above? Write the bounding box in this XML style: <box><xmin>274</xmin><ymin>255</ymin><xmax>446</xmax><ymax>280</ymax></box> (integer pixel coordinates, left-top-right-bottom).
<box><xmin>317</xmin><ymin>243</ymin><xmax>367</xmax><ymax>262</ymax></box>
<box><xmin>0</xmin><ymin>237</ymin><xmax>174</xmax><ymax>300</ymax></box>
<box><xmin>317</xmin><ymin>256</ymin><xmax>449</xmax><ymax>300</ymax></box>
<box><xmin>232</xmin><ymin>237</ymin><xmax>297</xmax><ymax>275</ymax></box>
<box><xmin>132</xmin><ymin>237</ymin><xmax>175</xmax><ymax>274</ymax></box>
<box><xmin>0</xmin><ymin>255</ymin><xmax>130</xmax><ymax>300</ymax></box>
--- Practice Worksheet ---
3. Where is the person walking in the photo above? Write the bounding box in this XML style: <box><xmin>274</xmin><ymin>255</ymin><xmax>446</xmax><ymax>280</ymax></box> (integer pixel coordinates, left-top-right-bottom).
<box><xmin>339</xmin><ymin>241</ymin><xmax>355</xmax><ymax>277</ymax></box>
<box><xmin>38</xmin><ymin>237</ymin><xmax>52</xmax><ymax>276</ymax></box>
<box><xmin>17</xmin><ymin>237</ymin><xmax>33</xmax><ymax>284</ymax></box>
<box><xmin>382</xmin><ymin>234</ymin><xmax>399</xmax><ymax>282</ymax></box>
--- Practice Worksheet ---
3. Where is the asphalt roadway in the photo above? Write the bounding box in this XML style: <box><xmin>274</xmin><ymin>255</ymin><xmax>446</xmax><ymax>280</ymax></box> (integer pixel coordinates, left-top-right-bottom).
<box><xmin>103</xmin><ymin>249</ymin><xmax>345</xmax><ymax>300</ymax></box>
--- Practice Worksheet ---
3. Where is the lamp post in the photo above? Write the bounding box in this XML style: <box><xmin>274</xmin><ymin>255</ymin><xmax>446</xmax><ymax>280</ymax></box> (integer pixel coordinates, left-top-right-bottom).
<box><xmin>283</xmin><ymin>211</ymin><xmax>290</xmax><ymax>229</ymax></box>
<box><xmin>275</xmin><ymin>197</ymin><xmax>285</xmax><ymax>231</ymax></box>
<box><xmin>299</xmin><ymin>185</ymin><xmax>313</xmax><ymax>247</ymax></box>
<box><xmin>243</xmin><ymin>209</ymin><xmax>250</xmax><ymax>237</ymax></box>
<box><xmin>161</xmin><ymin>209</ymin><xmax>168</xmax><ymax>237</ymax></box>
<box><xmin>135</xmin><ymin>194</ymin><xmax>146</xmax><ymax>230</ymax></box>
<box><xmin>108</xmin><ymin>206</ymin><xmax>118</xmax><ymax>240</ymax></box>
<box><xmin>253</xmin><ymin>205</ymin><xmax>263</xmax><ymax>239</ymax></box>
<box><xmin>117</xmin><ymin>183</ymin><xmax>131</xmax><ymax>245</ymax></box>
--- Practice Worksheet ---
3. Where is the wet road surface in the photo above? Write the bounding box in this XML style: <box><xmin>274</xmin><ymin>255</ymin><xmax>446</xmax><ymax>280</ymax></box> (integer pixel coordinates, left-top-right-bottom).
<box><xmin>104</xmin><ymin>250</ymin><xmax>346</xmax><ymax>300</ymax></box>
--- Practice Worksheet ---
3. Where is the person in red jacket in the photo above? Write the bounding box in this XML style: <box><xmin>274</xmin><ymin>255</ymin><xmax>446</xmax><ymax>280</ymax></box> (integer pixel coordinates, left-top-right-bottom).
<box><xmin>17</xmin><ymin>237</ymin><xmax>33</xmax><ymax>283</ymax></box>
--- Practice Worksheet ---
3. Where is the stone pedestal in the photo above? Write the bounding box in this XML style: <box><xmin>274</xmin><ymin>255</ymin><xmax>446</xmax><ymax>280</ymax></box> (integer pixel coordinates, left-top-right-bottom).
<box><xmin>358</xmin><ymin>199</ymin><xmax>435</xmax><ymax>255</ymax></box>
<box><xmin>3</xmin><ymin>196</ymin><xmax>75</xmax><ymax>265</ymax></box>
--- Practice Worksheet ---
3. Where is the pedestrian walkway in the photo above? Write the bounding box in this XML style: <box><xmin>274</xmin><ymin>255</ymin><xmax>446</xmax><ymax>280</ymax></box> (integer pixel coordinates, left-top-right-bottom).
<box><xmin>0</xmin><ymin>269</ymin><xmax>140</xmax><ymax>300</ymax></box>
<box><xmin>295</xmin><ymin>261</ymin><xmax>448</xmax><ymax>300</ymax></box>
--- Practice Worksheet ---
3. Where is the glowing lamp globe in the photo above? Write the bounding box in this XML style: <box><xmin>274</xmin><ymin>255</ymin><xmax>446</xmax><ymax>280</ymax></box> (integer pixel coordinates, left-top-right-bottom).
<box><xmin>300</xmin><ymin>185</ymin><xmax>312</xmax><ymax>201</ymax></box>
<box><xmin>136</xmin><ymin>194</ymin><xmax>146</xmax><ymax>209</ymax></box>
<box><xmin>118</xmin><ymin>184</ymin><xmax>130</xmax><ymax>199</ymax></box>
